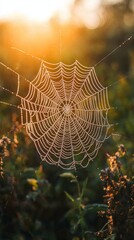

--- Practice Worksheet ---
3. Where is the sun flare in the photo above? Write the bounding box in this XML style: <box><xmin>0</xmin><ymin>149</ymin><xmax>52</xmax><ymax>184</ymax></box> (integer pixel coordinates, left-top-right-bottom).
<box><xmin>0</xmin><ymin>0</ymin><xmax>72</xmax><ymax>23</ymax></box>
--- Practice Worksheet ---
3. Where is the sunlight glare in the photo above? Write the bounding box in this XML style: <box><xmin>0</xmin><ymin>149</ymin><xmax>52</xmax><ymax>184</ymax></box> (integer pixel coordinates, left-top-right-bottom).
<box><xmin>0</xmin><ymin>0</ymin><xmax>73</xmax><ymax>23</ymax></box>
<box><xmin>0</xmin><ymin>0</ymin><xmax>107</xmax><ymax>29</ymax></box>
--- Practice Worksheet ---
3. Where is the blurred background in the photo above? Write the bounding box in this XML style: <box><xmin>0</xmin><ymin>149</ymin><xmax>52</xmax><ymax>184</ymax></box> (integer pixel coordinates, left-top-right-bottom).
<box><xmin>0</xmin><ymin>0</ymin><xmax>134</xmax><ymax>240</ymax></box>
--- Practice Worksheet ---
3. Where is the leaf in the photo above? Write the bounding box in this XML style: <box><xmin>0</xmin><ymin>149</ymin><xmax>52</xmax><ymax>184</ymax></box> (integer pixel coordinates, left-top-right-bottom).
<box><xmin>64</xmin><ymin>208</ymin><xmax>76</xmax><ymax>219</ymax></box>
<box><xmin>70</xmin><ymin>179</ymin><xmax>77</xmax><ymax>183</ymax></box>
<box><xmin>27</xmin><ymin>178</ymin><xmax>38</xmax><ymax>190</ymax></box>
<box><xmin>22</xmin><ymin>168</ymin><xmax>36</xmax><ymax>179</ymax></box>
<box><xmin>80</xmin><ymin>177</ymin><xmax>88</xmax><ymax>201</ymax></box>
<box><xmin>64</xmin><ymin>191</ymin><xmax>75</xmax><ymax>202</ymax></box>
<box><xmin>60</xmin><ymin>172</ymin><xmax>76</xmax><ymax>179</ymax></box>
<box><xmin>85</xmin><ymin>203</ymin><xmax>108</xmax><ymax>212</ymax></box>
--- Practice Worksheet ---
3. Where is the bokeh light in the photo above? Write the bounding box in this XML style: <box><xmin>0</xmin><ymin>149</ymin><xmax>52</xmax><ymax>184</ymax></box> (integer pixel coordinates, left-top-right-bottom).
<box><xmin>0</xmin><ymin>0</ymin><xmax>73</xmax><ymax>23</ymax></box>
<box><xmin>0</xmin><ymin>0</ymin><xmax>104</xmax><ymax>29</ymax></box>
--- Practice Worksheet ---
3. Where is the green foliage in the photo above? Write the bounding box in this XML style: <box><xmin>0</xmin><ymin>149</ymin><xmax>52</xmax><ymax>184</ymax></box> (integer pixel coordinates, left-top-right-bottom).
<box><xmin>0</xmin><ymin>132</ymin><xmax>134</xmax><ymax>240</ymax></box>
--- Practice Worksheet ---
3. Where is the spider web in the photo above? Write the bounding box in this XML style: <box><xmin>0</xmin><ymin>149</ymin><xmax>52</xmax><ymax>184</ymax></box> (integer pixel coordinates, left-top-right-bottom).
<box><xmin>0</xmin><ymin>35</ymin><xmax>133</xmax><ymax>170</ymax></box>
<box><xmin>0</xmin><ymin>59</ymin><xmax>111</xmax><ymax>170</ymax></box>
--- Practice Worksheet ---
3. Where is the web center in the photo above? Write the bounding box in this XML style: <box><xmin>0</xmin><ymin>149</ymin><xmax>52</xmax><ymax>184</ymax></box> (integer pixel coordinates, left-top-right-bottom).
<box><xmin>63</xmin><ymin>104</ymin><xmax>72</xmax><ymax>116</ymax></box>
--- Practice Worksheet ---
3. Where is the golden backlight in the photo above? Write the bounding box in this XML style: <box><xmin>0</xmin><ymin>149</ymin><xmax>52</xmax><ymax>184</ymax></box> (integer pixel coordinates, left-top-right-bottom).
<box><xmin>0</xmin><ymin>0</ymin><xmax>105</xmax><ymax>62</ymax></box>
<box><xmin>0</xmin><ymin>0</ymin><xmax>72</xmax><ymax>23</ymax></box>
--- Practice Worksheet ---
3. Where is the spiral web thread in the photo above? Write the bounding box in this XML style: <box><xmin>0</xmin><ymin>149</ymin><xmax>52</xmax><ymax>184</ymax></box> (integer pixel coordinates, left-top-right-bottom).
<box><xmin>0</xmin><ymin>59</ymin><xmax>112</xmax><ymax>170</ymax></box>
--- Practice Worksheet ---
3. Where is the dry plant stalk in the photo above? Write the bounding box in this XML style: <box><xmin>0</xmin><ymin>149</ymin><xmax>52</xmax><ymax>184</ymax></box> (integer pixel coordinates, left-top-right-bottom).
<box><xmin>99</xmin><ymin>145</ymin><xmax>134</xmax><ymax>240</ymax></box>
